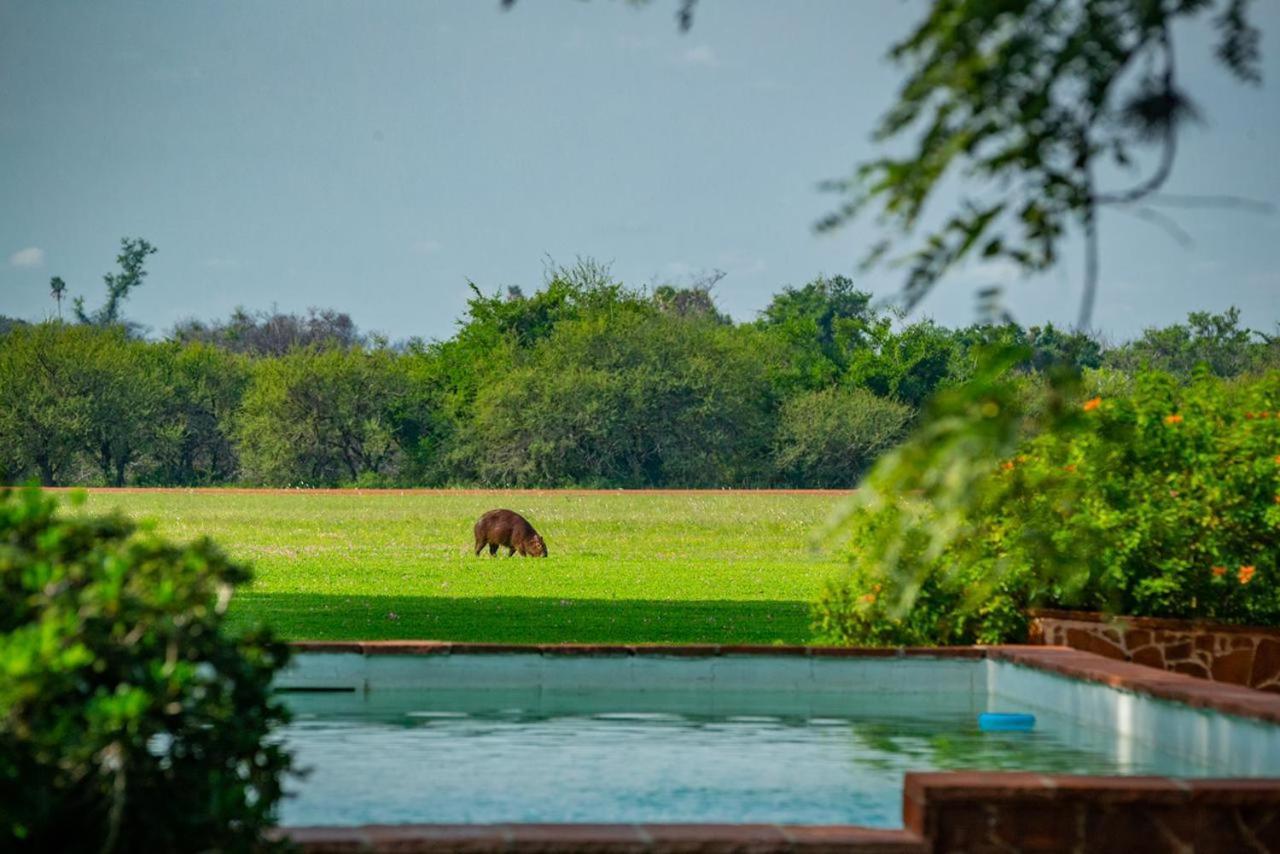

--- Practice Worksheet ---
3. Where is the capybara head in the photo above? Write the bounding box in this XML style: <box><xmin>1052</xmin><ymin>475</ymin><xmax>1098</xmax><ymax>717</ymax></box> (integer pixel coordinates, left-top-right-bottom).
<box><xmin>526</xmin><ymin>534</ymin><xmax>547</xmax><ymax>558</ymax></box>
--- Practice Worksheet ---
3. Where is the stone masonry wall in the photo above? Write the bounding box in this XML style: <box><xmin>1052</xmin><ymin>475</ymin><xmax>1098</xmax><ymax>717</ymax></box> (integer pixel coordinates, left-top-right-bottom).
<box><xmin>1028</xmin><ymin>609</ymin><xmax>1280</xmax><ymax>693</ymax></box>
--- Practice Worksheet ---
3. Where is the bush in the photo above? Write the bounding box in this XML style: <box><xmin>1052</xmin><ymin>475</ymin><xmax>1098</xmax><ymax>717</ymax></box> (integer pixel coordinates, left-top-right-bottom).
<box><xmin>455</xmin><ymin>311</ymin><xmax>778</xmax><ymax>487</ymax></box>
<box><xmin>773</xmin><ymin>387</ymin><xmax>912</xmax><ymax>487</ymax></box>
<box><xmin>0</xmin><ymin>488</ymin><xmax>292</xmax><ymax>851</ymax></box>
<box><xmin>237</xmin><ymin>347</ymin><xmax>407</xmax><ymax>486</ymax></box>
<box><xmin>814</xmin><ymin>361</ymin><xmax>1280</xmax><ymax>645</ymax></box>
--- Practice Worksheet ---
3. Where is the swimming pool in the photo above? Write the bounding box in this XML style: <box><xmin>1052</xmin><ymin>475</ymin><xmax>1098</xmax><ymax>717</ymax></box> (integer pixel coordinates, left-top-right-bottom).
<box><xmin>275</xmin><ymin>648</ymin><xmax>1280</xmax><ymax>828</ymax></box>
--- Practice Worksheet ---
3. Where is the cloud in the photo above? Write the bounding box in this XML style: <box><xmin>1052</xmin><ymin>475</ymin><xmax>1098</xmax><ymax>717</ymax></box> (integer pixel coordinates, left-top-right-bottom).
<box><xmin>680</xmin><ymin>44</ymin><xmax>719</xmax><ymax>68</ymax></box>
<box><xmin>412</xmin><ymin>239</ymin><xmax>444</xmax><ymax>255</ymax></box>
<box><xmin>8</xmin><ymin>247</ymin><xmax>44</xmax><ymax>268</ymax></box>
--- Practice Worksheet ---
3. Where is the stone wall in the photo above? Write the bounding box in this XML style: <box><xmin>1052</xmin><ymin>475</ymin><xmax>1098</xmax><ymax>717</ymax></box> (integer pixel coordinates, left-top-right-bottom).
<box><xmin>1028</xmin><ymin>609</ymin><xmax>1280</xmax><ymax>693</ymax></box>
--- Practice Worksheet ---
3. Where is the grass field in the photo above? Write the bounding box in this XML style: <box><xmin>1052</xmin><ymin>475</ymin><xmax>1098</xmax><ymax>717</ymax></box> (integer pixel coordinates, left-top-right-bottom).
<box><xmin>75</xmin><ymin>490</ymin><xmax>851</xmax><ymax>644</ymax></box>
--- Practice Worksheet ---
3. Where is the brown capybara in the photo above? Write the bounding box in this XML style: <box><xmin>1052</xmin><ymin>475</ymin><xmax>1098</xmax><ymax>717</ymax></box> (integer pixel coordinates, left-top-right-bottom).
<box><xmin>473</xmin><ymin>509</ymin><xmax>548</xmax><ymax>557</ymax></box>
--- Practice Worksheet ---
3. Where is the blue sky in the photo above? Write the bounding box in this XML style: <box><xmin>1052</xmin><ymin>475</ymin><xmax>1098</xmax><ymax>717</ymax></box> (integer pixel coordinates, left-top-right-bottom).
<box><xmin>1</xmin><ymin>0</ymin><xmax>1278</xmax><ymax>342</ymax></box>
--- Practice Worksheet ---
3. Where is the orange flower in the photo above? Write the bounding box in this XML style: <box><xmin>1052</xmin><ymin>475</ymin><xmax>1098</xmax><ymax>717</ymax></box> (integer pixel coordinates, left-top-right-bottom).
<box><xmin>1001</xmin><ymin>461</ymin><xmax>1016</xmax><ymax>471</ymax></box>
<box><xmin>859</xmin><ymin>593</ymin><xmax>877</xmax><ymax>604</ymax></box>
<box><xmin>1083</xmin><ymin>397</ymin><xmax>1101</xmax><ymax>412</ymax></box>
<box><xmin>1239</xmin><ymin>566</ymin><xmax>1256</xmax><ymax>585</ymax></box>
<box><xmin>1063</xmin><ymin>464</ymin><xmax>1077</xmax><ymax>473</ymax></box>
<box><xmin>1212</xmin><ymin>566</ymin><xmax>1227</xmax><ymax>577</ymax></box>
<box><xmin>1274</xmin><ymin>455</ymin><xmax>1280</xmax><ymax>465</ymax></box>
<box><xmin>1164</xmin><ymin>413</ymin><xmax>1183</xmax><ymax>425</ymax></box>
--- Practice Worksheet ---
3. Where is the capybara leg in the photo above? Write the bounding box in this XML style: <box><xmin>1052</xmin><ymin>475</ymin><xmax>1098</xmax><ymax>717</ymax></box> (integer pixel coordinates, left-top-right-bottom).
<box><xmin>489</xmin><ymin>543</ymin><xmax>498</xmax><ymax>556</ymax></box>
<box><xmin>475</xmin><ymin>537</ymin><xmax>484</xmax><ymax>556</ymax></box>
<box><xmin>507</xmin><ymin>546</ymin><xmax>516</xmax><ymax>556</ymax></box>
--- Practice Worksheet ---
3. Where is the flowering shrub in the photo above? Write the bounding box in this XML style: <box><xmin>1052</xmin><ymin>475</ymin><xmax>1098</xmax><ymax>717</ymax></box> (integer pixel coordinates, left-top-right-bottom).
<box><xmin>814</xmin><ymin>360</ymin><xmax>1280</xmax><ymax>645</ymax></box>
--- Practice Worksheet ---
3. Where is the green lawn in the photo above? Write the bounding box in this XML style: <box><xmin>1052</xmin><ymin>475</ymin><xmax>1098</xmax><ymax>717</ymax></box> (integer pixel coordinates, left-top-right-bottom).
<box><xmin>77</xmin><ymin>490</ymin><xmax>850</xmax><ymax>644</ymax></box>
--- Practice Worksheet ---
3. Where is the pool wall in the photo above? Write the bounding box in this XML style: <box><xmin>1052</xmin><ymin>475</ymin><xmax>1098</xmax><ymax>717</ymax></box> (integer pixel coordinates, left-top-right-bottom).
<box><xmin>279</xmin><ymin>643</ymin><xmax>1280</xmax><ymax>853</ymax></box>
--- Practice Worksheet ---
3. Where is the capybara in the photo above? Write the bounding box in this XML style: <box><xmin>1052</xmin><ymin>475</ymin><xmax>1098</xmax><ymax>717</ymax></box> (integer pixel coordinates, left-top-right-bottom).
<box><xmin>473</xmin><ymin>509</ymin><xmax>547</xmax><ymax>557</ymax></box>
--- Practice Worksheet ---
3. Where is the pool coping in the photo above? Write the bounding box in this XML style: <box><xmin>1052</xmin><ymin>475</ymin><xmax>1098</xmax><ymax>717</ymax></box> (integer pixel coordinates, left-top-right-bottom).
<box><xmin>278</xmin><ymin>776</ymin><xmax>1280</xmax><ymax>853</ymax></box>
<box><xmin>278</xmin><ymin>642</ymin><xmax>1280</xmax><ymax>852</ymax></box>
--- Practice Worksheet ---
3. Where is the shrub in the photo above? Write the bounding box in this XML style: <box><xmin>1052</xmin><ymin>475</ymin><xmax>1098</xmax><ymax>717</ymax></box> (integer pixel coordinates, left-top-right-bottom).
<box><xmin>814</xmin><ymin>361</ymin><xmax>1280</xmax><ymax>645</ymax></box>
<box><xmin>237</xmin><ymin>347</ymin><xmax>407</xmax><ymax>486</ymax></box>
<box><xmin>773</xmin><ymin>387</ymin><xmax>913</xmax><ymax>487</ymax></box>
<box><xmin>456</xmin><ymin>311</ymin><xmax>777</xmax><ymax>487</ymax></box>
<box><xmin>0</xmin><ymin>487</ymin><xmax>292</xmax><ymax>851</ymax></box>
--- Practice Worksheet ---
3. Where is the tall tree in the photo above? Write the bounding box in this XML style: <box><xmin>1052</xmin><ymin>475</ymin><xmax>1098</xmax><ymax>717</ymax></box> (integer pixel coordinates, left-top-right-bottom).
<box><xmin>48</xmin><ymin>277</ymin><xmax>66</xmax><ymax>319</ymax></box>
<box><xmin>67</xmin><ymin>237</ymin><xmax>158</xmax><ymax>329</ymax></box>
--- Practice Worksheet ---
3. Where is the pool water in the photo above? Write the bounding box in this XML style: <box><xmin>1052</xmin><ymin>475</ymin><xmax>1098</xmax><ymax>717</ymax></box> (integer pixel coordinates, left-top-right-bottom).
<box><xmin>277</xmin><ymin>683</ymin><xmax>1220</xmax><ymax>828</ymax></box>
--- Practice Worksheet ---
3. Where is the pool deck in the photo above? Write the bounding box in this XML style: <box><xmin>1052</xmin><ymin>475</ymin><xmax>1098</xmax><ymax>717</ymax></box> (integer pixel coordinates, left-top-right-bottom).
<box><xmin>279</xmin><ymin>643</ymin><xmax>1280</xmax><ymax>853</ymax></box>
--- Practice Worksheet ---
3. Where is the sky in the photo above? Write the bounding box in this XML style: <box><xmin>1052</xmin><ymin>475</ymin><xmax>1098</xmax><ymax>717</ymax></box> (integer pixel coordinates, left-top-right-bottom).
<box><xmin>1</xmin><ymin>0</ymin><xmax>1278</xmax><ymax>343</ymax></box>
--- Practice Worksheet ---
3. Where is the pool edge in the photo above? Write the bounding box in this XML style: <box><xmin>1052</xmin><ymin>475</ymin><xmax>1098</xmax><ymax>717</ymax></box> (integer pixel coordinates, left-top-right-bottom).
<box><xmin>276</xmin><ymin>643</ymin><xmax>1280</xmax><ymax>852</ymax></box>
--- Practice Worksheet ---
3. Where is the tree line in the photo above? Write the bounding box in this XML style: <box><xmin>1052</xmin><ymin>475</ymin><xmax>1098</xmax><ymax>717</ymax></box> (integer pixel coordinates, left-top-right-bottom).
<box><xmin>2</xmin><ymin>259</ymin><xmax>1276</xmax><ymax>488</ymax></box>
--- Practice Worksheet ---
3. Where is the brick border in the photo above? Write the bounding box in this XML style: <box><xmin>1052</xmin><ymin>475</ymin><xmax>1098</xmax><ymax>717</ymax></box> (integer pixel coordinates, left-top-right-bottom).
<box><xmin>279</xmin><ymin>777</ymin><xmax>1280</xmax><ymax>853</ymax></box>
<box><xmin>278</xmin><ymin>823</ymin><xmax>926</xmax><ymax>853</ymax></box>
<box><xmin>904</xmin><ymin>774</ymin><xmax>1280</xmax><ymax>853</ymax></box>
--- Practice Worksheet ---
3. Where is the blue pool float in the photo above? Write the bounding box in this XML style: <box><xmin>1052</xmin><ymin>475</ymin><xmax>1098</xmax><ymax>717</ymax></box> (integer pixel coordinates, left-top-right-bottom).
<box><xmin>978</xmin><ymin>712</ymin><xmax>1036</xmax><ymax>732</ymax></box>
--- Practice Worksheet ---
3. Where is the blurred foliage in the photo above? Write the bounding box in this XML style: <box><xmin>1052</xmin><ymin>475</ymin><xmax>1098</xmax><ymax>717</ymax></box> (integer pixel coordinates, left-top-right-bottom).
<box><xmin>819</xmin><ymin>0</ymin><xmax>1261</xmax><ymax>326</ymax></box>
<box><xmin>0</xmin><ymin>487</ymin><xmax>292</xmax><ymax>851</ymax></box>
<box><xmin>815</xmin><ymin>360</ymin><xmax>1280</xmax><ymax>643</ymax></box>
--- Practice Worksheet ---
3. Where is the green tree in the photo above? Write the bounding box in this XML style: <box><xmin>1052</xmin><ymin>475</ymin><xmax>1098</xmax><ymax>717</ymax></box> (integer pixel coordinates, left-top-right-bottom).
<box><xmin>0</xmin><ymin>324</ymin><xmax>99</xmax><ymax>485</ymax></box>
<box><xmin>1106</xmin><ymin>307</ymin><xmax>1265</xmax><ymax>377</ymax></box>
<box><xmin>48</xmin><ymin>277</ymin><xmax>66</xmax><ymax>320</ymax></box>
<box><xmin>69</xmin><ymin>238</ymin><xmax>158</xmax><ymax>330</ymax></box>
<box><xmin>82</xmin><ymin>335</ymin><xmax>170</xmax><ymax>486</ymax></box>
<box><xmin>456</xmin><ymin>309</ymin><xmax>776</xmax><ymax>487</ymax></box>
<box><xmin>144</xmin><ymin>344</ymin><xmax>250</xmax><ymax>485</ymax></box>
<box><xmin>845</xmin><ymin>319</ymin><xmax>961</xmax><ymax>408</ymax></box>
<box><xmin>758</xmin><ymin>275</ymin><xmax>874</xmax><ymax>366</ymax></box>
<box><xmin>773</xmin><ymin>387</ymin><xmax>913</xmax><ymax>488</ymax></box>
<box><xmin>237</xmin><ymin>347</ymin><xmax>408</xmax><ymax>485</ymax></box>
